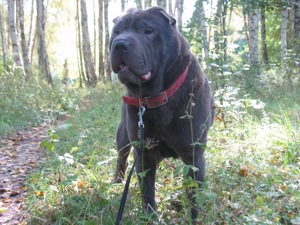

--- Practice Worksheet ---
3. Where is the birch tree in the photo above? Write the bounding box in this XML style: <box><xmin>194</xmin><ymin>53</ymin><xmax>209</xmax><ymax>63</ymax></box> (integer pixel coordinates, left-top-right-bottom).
<box><xmin>176</xmin><ymin>0</ymin><xmax>184</xmax><ymax>31</ymax></box>
<box><xmin>293</xmin><ymin>0</ymin><xmax>300</xmax><ymax>53</ymax></box>
<box><xmin>247</xmin><ymin>3</ymin><xmax>259</xmax><ymax>70</ymax></box>
<box><xmin>135</xmin><ymin>0</ymin><xmax>143</xmax><ymax>9</ymax></box>
<box><xmin>144</xmin><ymin>0</ymin><xmax>152</xmax><ymax>9</ymax></box>
<box><xmin>36</xmin><ymin>0</ymin><xmax>53</xmax><ymax>86</ymax></box>
<box><xmin>0</xmin><ymin>10</ymin><xmax>7</xmax><ymax>69</ymax></box>
<box><xmin>7</xmin><ymin>0</ymin><xmax>22</xmax><ymax>67</ymax></box>
<box><xmin>98</xmin><ymin>0</ymin><xmax>104</xmax><ymax>79</ymax></box>
<box><xmin>76</xmin><ymin>0</ymin><xmax>85</xmax><ymax>86</ymax></box>
<box><xmin>199</xmin><ymin>0</ymin><xmax>209</xmax><ymax>59</ymax></box>
<box><xmin>104</xmin><ymin>0</ymin><xmax>111</xmax><ymax>81</ymax></box>
<box><xmin>80</xmin><ymin>0</ymin><xmax>97</xmax><ymax>85</ymax></box>
<box><xmin>121</xmin><ymin>0</ymin><xmax>126</xmax><ymax>11</ymax></box>
<box><xmin>168</xmin><ymin>0</ymin><xmax>173</xmax><ymax>15</ymax></box>
<box><xmin>193</xmin><ymin>0</ymin><xmax>209</xmax><ymax>60</ymax></box>
<box><xmin>28</xmin><ymin>0</ymin><xmax>35</xmax><ymax>63</ymax></box>
<box><xmin>17</xmin><ymin>0</ymin><xmax>32</xmax><ymax>78</ymax></box>
<box><xmin>260</xmin><ymin>1</ymin><xmax>268</xmax><ymax>65</ymax></box>
<box><xmin>281</xmin><ymin>8</ymin><xmax>288</xmax><ymax>63</ymax></box>
<box><xmin>157</xmin><ymin>0</ymin><xmax>166</xmax><ymax>9</ymax></box>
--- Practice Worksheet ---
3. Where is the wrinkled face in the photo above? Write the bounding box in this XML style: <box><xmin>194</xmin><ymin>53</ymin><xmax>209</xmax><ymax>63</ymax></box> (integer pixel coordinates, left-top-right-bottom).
<box><xmin>110</xmin><ymin>7</ymin><xmax>179</xmax><ymax>86</ymax></box>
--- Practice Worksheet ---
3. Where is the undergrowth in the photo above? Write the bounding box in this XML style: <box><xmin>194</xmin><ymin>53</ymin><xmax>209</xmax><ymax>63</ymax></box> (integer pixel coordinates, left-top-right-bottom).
<box><xmin>22</xmin><ymin>72</ymin><xmax>300</xmax><ymax>224</ymax></box>
<box><xmin>0</xmin><ymin>65</ymin><xmax>81</xmax><ymax>137</ymax></box>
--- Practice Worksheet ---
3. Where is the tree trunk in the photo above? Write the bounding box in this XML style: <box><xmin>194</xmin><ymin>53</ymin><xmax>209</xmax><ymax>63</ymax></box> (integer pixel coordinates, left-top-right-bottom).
<box><xmin>17</xmin><ymin>0</ymin><xmax>32</xmax><ymax>79</ymax></box>
<box><xmin>121</xmin><ymin>0</ymin><xmax>126</xmax><ymax>11</ymax></box>
<box><xmin>0</xmin><ymin>10</ymin><xmax>7</xmax><ymax>69</ymax></box>
<box><xmin>260</xmin><ymin>1</ymin><xmax>269</xmax><ymax>65</ymax></box>
<box><xmin>293</xmin><ymin>0</ymin><xmax>300</xmax><ymax>53</ymax></box>
<box><xmin>36</xmin><ymin>0</ymin><xmax>53</xmax><ymax>86</ymax></box>
<box><xmin>213</xmin><ymin>0</ymin><xmax>222</xmax><ymax>53</ymax></box>
<box><xmin>98</xmin><ymin>0</ymin><xmax>104</xmax><ymax>80</ymax></box>
<box><xmin>248</xmin><ymin>5</ymin><xmax>259</xmax><ymax>70</ymax></box>
<box><xmin>222</xmin><ymin>1</ymin><xmax>228</xmax><ymax>62</ymax></box>
<box><xmin>176</xmin><ymin>0</ymin><xmax>184</xmax><ymax>31</ymax></box>
<box><xmin>93</xmin><ymin>0</ymin><xmax>96</xmax><ymax>67</ymax></box>
<box><xmin>80</xmin><ymin>0</ymin><xmax>97</xmax><ymax>85</ymax></box>
<box><xmin>168</xmin><ymin>0</ymin><xmax>173</xmax><ymax>15</ymax></box>
<box><xmin>135</xmin><ymin>0</ymin><xmax>143</xmax><ymax>9</ymax></box>
<box><xmin>7</xmin><ymin>0</ymin><xmax>23</xmax><ymax>67</ymax></box>
<box><xmin>28</xmin><ymin>0</ymin><xmax>35</xmax><ymax>63</ymax></box>
<box><xmin>195</xmin><ymin>0</ymin><xmax>209</xmax><ymax>60</ymax></box>
<box><xmin>104</xmin><ymin>0</ymin><xmax>111</xmax><ymax>81</ymax></box>
<box><xmin>281</xmin><ymin>9</ymin><xmax>288</xmax><ymax>63</ymax></box>
<box><xmin>157</xmin><ymin>0</ymin><xmax>166</xmax><ymax>9</ymax></box>
<box><xmin>144</xmin><ymin>0</ymin><xmax>152</xmax><ymax>9</ymax></box>
<box><xmin>76</xmin><ymin>0</ymin><xmax>86</xmax><ymax>85</ymax></box>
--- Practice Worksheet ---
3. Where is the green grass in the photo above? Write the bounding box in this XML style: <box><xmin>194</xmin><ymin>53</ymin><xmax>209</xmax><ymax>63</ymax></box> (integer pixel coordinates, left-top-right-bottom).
<box><xmin>21</xmin><ymin>77</ymin><xmax>300</xmax><ymax>224</ymax></box>
<box><xmin>0</xmin><ymin>66</ymin><xmax>81</xmax><ymax>137</ymax></box>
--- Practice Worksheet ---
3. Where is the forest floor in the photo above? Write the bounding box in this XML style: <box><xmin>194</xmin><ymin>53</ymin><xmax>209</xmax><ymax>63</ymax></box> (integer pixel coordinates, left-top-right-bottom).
<box><xmin>0</xmin><ymin>124</ymin><xmax>50</xmax><ymax>225</ymax></box>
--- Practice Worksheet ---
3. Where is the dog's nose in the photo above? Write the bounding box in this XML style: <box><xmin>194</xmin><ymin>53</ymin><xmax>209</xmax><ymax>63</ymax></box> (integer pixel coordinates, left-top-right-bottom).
<box><xmin>113</xmin><ymin>40</ymin><xmax>130</xmax><ymax>52</ymax></box>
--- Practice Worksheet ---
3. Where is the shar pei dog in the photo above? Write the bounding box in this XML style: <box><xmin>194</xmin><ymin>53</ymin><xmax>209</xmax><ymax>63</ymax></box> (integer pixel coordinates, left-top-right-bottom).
<box><xmin>110</xmin><ymin>6</ymin><xmax>214</xmax><ymax>222</ymax></box>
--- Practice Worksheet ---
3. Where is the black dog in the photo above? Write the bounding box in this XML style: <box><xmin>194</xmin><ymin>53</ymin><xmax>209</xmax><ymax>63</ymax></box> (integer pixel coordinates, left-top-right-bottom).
<box><xmin>110</xmin><ymin>7</ymin><xmax>214</xmax><ymax>221</ymax></box>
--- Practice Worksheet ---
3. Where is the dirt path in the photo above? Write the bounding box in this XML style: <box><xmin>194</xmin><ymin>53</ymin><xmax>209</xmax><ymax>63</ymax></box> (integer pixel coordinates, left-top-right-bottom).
<box><xmin>0</xmin><ymin>124</ymin><xmax>50</xmax><ymax>225</ymax></box>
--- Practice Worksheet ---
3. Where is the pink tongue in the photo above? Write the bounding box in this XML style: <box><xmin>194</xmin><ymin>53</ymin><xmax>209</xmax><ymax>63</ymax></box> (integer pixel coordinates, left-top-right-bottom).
<box><xmin>142</xmin><ymin>72</ymin><xmax>151</xmax><ymax>80</ymax></box>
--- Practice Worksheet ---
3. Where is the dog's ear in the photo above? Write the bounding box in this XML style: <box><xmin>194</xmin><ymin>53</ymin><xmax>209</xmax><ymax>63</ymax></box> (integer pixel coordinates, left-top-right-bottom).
<box><xmin>148</xmin><ymin>7</ymin><xmax>176</xmax><ymax>26</ymax></box>
<box><xmin>158</xmin><ymin>9</ymin><xmax>176</xmax><ymax>26</ymax></box>
<box><xmin>113</xmin><ymin>17</ymin><xmax>119</xmax><ymax>24</ymax></box>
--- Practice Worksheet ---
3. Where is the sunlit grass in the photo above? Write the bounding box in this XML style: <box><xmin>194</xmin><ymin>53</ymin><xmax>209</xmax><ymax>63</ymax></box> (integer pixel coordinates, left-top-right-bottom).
<box><xmin>23</xmin><ymin>79</ymin><xmax>300</xmax><ymax>224</ymax></box>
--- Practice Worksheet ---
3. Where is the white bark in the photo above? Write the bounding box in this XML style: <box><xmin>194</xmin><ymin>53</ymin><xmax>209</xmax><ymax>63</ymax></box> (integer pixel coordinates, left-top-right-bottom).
<box><xmin>7</xmin><ymin>0</ymin><xmax>22</xmax><ymax>67</ymax></box>
<box><xmin>199</xmin><ymin>0</ymin><xmax>209</xmax><ymax>60</ymax></box>
<box><xmin>248</xmin><ymin>7</ymin><xmax>259</xmax><ymax>66</ymax></box>
<box><xmin>104</xmin><ymin>0</ymin><xmax>111</xmax><ymax>81</ymax></box>
<box><xmin>176</xmin><ymin>0</ymin><xmax>184</xmax><ymax>31</ymax></box>
<box><xmin>281</xmin><ymin>9</ymin><xmax>288</xmax><ymax>62</ymax></box>
<box><xmin>0</xmin><ymin>11</ymin><xmax>7</xmax><ymax>68</ymax></box>
<box><xmin>18</xmin><ymin>0</ymin><xmax>32</xmax><ymax>78</ymax></box>
<box><xmin>80</xmin><ymin>0</ymin><xmax>97</xmax><ymax>85</ymax></box>
<box><xmin>36</xmin><ymin>0</ymin><xmax>53</xmax><ymax>85</ymax></box>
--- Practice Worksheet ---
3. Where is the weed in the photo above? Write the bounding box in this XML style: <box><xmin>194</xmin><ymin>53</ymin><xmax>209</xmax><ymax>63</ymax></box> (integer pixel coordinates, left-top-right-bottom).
<box><xmin>21</xmin><ymin>78</ymin><xmax>299</xmax><ymax>224</ymax></box>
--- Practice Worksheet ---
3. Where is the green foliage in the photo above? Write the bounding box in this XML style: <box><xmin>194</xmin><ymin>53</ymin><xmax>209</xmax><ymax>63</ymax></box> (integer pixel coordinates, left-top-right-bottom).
<box><xmin>21</xmin><ymin>73</ymin><xmax>299</xmax><ymax>224</ymax></box>
<box><xmin>0</xmin><ymin>65</ymin><xmax>80</xmax><ymax>136</ymax></box>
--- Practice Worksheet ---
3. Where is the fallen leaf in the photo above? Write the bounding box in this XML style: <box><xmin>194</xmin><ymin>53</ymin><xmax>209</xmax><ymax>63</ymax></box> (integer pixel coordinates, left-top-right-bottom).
<box><xmin>163</xmin><ymin>178</ymin><xmax>171</xmax><ymax>185</ymax></box>
<box><xmin>7</xmin><ymin>151</ymin><xmax>17</xmax><ymax>158</ymax></box>
<box><xmin>34</xmin><ymin>191</ymin><xmax>44</xmax><ymax>197</ymax></box>
<box><xmin>3</xmin><ymin>198</ymin><xmax>12</xmax><ymax>203</ymax></box>
<box><xmin>238</xmin><ymin>168</ymin><xmax>248</xmax><ymax>177</ymax></box>
<box><xmin>77</xmin><ymin>181</ymin><xmax>85</xmax><ymax>188</ymax></box>
<box><xmin>0</xmin><ymin>207</ymin><xmax>8</xmax><ymax>213</ymax></box>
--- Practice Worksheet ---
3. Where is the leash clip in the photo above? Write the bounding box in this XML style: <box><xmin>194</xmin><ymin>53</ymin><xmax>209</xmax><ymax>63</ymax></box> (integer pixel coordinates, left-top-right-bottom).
<box><xmin>138</xmin><ymin>106</ymin><xmax>145</xmax><ymax>128</ymax></box>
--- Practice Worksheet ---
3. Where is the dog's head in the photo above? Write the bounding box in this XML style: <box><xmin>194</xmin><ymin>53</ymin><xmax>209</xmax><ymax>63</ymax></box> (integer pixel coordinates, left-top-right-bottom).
<box><xmin>110</xmin><ymin>7</ymin><xmax>183</xmax><ymax>89</ymax></box>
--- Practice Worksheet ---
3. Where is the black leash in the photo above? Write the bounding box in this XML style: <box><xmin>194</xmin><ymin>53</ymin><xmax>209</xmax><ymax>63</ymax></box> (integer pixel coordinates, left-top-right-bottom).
<box><xmin>115</xmin><ymin>105</ymin><xmax>145</xmax><ymax>225</ymax></box>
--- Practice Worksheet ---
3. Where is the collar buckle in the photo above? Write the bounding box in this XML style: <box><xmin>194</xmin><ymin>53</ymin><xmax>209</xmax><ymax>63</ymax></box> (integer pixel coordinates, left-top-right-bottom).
<box><xmin>144</xmin><ymin>91</ymin><xmax>168</xmax><ymax>108</ymax></box>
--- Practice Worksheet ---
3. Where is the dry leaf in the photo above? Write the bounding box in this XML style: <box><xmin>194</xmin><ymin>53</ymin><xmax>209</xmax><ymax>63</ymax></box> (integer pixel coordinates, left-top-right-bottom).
<box><xmin>34</xmin><ymin>191</ymin><xmax>44</xmax><ymax>197</ymax></box>
<box><xmin>163</xmin><ymin>178</ymin><xmax>171</xmax><ymax>185</ymax></box>
<box><xmin>0</xmin><ymin>207</ymin><xmax>8</xmax><ymax>213</ymax></box>
<box><xmin>7</xmin><ymin>151</ymin><xmax>17</xmax><ymax>158</ymax></box>
<box><xmin>238</xmin><ymin>168</ymin><xmax>248</xmax><ymax>177</ymax></box>
<box><xmin>77</xmin><ymin>181</ymin><xmax>85</xmax><ymax>188</ymax></box>
<box><xmin>3</xmin><ymin>198</ymin><xmax>12</xmax><ymax>203</ymax></box>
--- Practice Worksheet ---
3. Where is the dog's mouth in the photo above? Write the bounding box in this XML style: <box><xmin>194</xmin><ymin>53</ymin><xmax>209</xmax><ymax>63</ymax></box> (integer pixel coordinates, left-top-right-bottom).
<box><xmin>119</xmin><ymin>62</ymin><xmax>152</xmax><ymax>82</ymax></box>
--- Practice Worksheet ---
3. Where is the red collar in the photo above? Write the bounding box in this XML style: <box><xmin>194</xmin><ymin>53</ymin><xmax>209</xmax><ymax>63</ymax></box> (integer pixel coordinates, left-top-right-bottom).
<box><xmin>123</xmin><ymin>65</ymin><xmax>189</xmax><ymax>108</ymax></box>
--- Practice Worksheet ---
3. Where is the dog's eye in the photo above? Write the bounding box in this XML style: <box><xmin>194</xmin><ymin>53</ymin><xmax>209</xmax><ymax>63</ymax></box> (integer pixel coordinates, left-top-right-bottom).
<box><xmin>114</xmin><ymin>30</ymin><xmax>120</xmax><ymax>35</ymax></box>
<box><xmin>144</xmin><ymin>28</ymin><xmax>153</xmax><ymax>35</ymax></box>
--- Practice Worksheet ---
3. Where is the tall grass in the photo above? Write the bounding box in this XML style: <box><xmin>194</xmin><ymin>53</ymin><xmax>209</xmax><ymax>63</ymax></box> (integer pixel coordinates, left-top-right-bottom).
<box><xmin>0</xmin><ymin>65</ymin><xmax>80</xmax><ymax>136</ymax></box>
<box><xmin>23</xmin><ymin>74</ymin><xmax>300</xmax><ymax>224</ymax></box>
